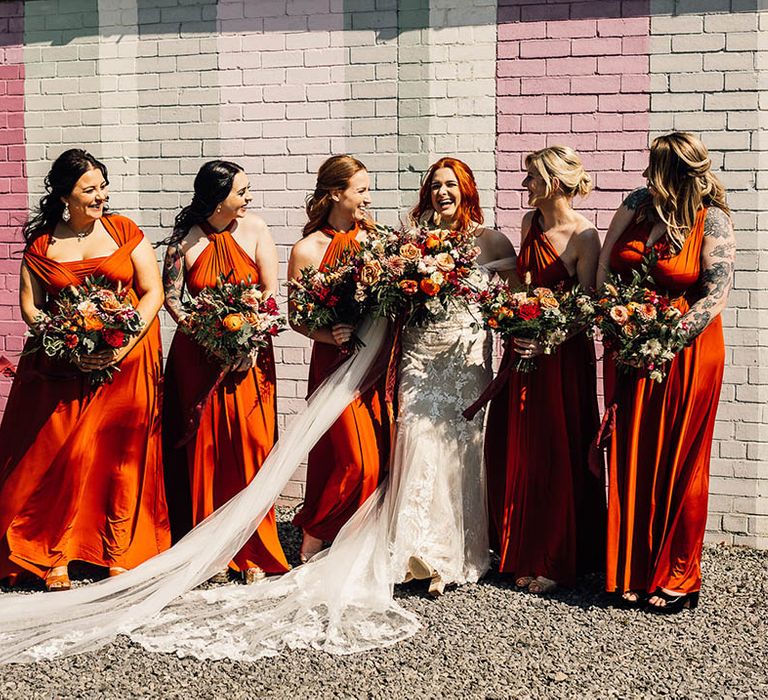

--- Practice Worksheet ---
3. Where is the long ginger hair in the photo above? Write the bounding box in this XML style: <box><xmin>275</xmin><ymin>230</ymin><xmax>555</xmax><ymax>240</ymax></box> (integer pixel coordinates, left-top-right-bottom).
<box><xmin>303</xmin><ymin>155</ymin><xmax>367</xmax><ymax>236</ymax></box>
<box><xmin>646</xmin><ymin>132</ymin><xmax>729</xmax><ymax>251</ymax></box>
<box><xmin>410</xmin><ymin>157</ymin><xmax>483</xmax><ymax>232</ymax></box>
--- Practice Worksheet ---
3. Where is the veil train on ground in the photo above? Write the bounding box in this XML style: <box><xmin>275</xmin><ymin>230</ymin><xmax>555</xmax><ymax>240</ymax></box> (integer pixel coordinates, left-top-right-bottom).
<box><xmin>0</xmin><ymin>317</ymin><xmax>420</xmax><ymax>664</ymax></box>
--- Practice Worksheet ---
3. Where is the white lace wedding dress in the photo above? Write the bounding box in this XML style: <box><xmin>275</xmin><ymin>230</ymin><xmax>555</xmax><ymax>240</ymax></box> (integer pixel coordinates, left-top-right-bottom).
<box><xmin>0</xmin><ymin>273</ymin><xmax>497</xmax><ymax>664</ymax></box>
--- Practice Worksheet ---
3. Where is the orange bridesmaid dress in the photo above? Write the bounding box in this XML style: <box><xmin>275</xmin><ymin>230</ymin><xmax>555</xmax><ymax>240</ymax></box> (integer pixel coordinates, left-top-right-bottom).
<box><xmin>162</xmin><ymin>220</ymin><xmax>289</xmax><ymax>575</ymax></box>
<box><xmin>0</xmin><ymin>214</ymin><xmax>170</xmax><ymax>581</ymax></box>
<box><xmin>485</xmin><ymin>214</ymin><xmax>605</xmax><ymax>584</ymax></box>
<box><xmin>292</xmin><ymin>224</ymin><xmax>389</xmax><ymax>541</ymax></box>
<box><xmin>604</xmin><ymin>204</ymin><xmax>724</xmax><ymax>596</ymax></box>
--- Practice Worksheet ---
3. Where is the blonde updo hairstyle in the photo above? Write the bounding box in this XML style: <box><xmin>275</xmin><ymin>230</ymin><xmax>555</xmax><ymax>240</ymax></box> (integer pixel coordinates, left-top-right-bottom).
<box><xmin>646</xmin><ymin>131</ymin><xmax>729</xmax><ymax>251</ymax></box>
<box><xmin>303</xmin><ymin>154</ymin><xmax>367</xmax><ymax>236</ymax></box>
<box><xmin>525</xmin><ymin>145</ymin><xmax>593</xmax><ymax>204</ymax></box>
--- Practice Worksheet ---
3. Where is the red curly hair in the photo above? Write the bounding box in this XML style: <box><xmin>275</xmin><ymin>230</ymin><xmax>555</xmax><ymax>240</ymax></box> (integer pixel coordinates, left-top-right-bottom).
<box><xmin>410</xmin><ymin>157</ymin><xmax>484</xmax><ymax>232</ymax></box>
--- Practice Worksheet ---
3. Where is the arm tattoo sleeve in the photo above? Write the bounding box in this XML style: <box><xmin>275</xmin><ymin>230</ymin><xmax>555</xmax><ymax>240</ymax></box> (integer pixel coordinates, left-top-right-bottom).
<box><xmin>623</xmin><ymin>187</ymin><xmax>649</xmax><ymax>211</ymax></box>
<box><xmin>679</xmin><ymin>208</ymin><xmax>735</xmax><ymax>344</ymax></box>
<box><xmin>163</xmin><ymin>243</ymin><xmax>188</xmax><ymax>324</ymax></box>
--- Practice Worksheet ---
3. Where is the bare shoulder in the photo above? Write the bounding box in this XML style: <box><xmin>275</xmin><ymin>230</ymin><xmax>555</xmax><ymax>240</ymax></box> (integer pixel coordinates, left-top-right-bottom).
<box><xmin>289</xmin><ymin>231</ymin><xmax>324</xmax><ymax>268</ymax></box>
<box><xmin>478</xmin><ymin>226</ymin><xmax>516</xmax><ymax>258</ymax></box>
<box><xmin>242</xmin><ymin>211</ymin><xmax>269</xmax><ymax>233</ymax></box>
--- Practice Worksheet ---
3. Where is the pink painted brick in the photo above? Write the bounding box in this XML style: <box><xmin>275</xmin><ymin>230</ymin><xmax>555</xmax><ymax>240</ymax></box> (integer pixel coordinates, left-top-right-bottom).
<box><xmin>571</xmin><ymin>37</ymin><xmax>622</xmax><ymax>57</ymax></box>
<box><xmin>545</xmin><ymin>133</ymin><xmax>597</xmax><ymax>151</ymax></box>
<box><xmin>497</xmin><ymin>78</ymin><xmax>521</xmax><ymax>96</ymax></box>
<box><xmin>498</xmin><ymin>42</ymin><xmax>519</xmax><ymax>60</ymax></box>
<box><xmin>597</xmin><ymin>55</ymin><xmax>648</xmax><ymax>75</ymax></box>
<box><xmin>623</xmin><ymin>151</ymin><xmax>649</xmax><ymax>170</ymax></box>
<box><xmin>546</xmin><ymin>19</ymin><xmax>596</xmax><ymax>39</ymax></box>
<box><xmin>585</xmin><ymin>152</ymin><xmax>626</xmax><ymax>171</ymax></box>
<box><xmin>620</xmin><ymin>74</ymin><xmax>650</xmax><ymax>93</ymax></box>
<box><xmin>520</xmin><ymin>39</ymin><xmax>571</xmax><ymax>59</ymax></box>
<box><xmin>498</xmin><ymin>115</ymin><xmax>522</xmax><ymax>132</ymax></box>
<box><xmin>497</xmin><ymin>134</ymin><xmax>547</xmax><ymax>153</ymax></box>
<box><xmin>497</xmin><ymin>171</ymin><xmax>524</xmax><ymax>190</ymax></box>
<box><xmin>547</xmin><ymin>94</ymin><xmax>598</xmax><ymax>114</ymax></box>
<box><xmin>498</xmin><ymin>59</ymin><xmax>546</xmax><ymax>78</ymax></box>
<box><xmin>521</xmin><ymin>114</ymin><xmax>572</xmax><ymax>133</ymax></box>
<box><xmin>498</xmin><ymin>20</ymin><xmax>546</xmax><ymax>41</ymax></box>
<box><xmin>570</xmin><ymin>75</ymin><xmax>621</xmax><ymax>94</ymax></box>
<box><xmin>597</xmin><ymin>131</ymin><xmax>649</xmax><ymax>151</ymax></box>
<box><xmin>598</xmin><ymin>93</ymin><xmax>649</xmax><ymax>113</ymax></box>
<box><xmin>497</xmin><ymin>191</ymin><xmax>521</xmax><ymax>210</ymax></box>
<box><xmin>572</xmin><ymin>112</ymin><xmax>623</xmax><ymax>133</ymax></box>
<box><xmin>596</xmin><ymin>17</ymin><xmax>649</xmax><ymax>37</ymax></box>
<box><xmin>622</xmin><ymin>35</ymin><xmax>649</xmax><ymax>55</ymax></box>
<box><xmin>623</xmin><ymin>113</ymin><xmax>650</xmax><ymax>131</ymax></box>
<box><xmin>519</xmin><ymin>77</ymin><xmax>570</xmax><ymax>95</ymax></box>
<box><xmin>594</xmin><ymin>171</ymin><xmax>643</xmax><ymax>190</ymax></box>
<box><xmin>498</xmin><ymin>95</ymin><xmax>546</xmax><ymax>114</ymax></box>
<box><xmin>545</xmin><ymin>56</ymin><xmax>596</xmax><ymax>76</ymax></box>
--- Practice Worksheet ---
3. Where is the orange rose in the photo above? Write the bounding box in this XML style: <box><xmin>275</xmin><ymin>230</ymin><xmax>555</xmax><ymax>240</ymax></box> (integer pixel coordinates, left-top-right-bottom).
<box><xmin>83</xmin><ymin>315</ymin><xmax>104</xmax><ymax>331</ymax></box>
<box><xmin>222</xmin><ymin>313</ymin><xmax>244</xmax><ymax>332</ymax></box>
<box><xmin>539</xmin><ymin>296</ymin><xmax>559</xmax><ymax>310</ymax></box>
<box><xmin>419</xmin><ymin>278</ymin><xmax>441</xmax><ymax>296</ymax></box>
<box><xmin>425</xmin><ymin>233</ymin><xmax>442</xmax><ymax>250</ymax></box>
<box><xmin>498</xmin><ymin>306</ymin><xmax>513</xmax><ymax>319</ymax></box>
<box><xmin>488</xmin><ymin>317</ymin><xmax>499</xmax><ymax>329</ymax></box>
<box><xmin>399</xmin><ymin>279</ymin><xmax>418</xmax><ymax>295</ymax></box>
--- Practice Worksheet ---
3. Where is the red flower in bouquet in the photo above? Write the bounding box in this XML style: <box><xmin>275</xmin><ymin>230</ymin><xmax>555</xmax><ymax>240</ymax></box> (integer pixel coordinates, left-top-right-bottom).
<box><xmin>103</xmin><ymin>329</ymin><xmax>126</xmax><ymax>348</ymax></box>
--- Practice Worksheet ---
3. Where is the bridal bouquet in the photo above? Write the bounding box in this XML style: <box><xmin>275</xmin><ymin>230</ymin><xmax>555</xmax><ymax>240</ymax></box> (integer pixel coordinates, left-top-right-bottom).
<box><xmin>182</xmin><ymin>273</ymin><xmax>286</xmax><ymax>367</ymax></box>
<box><xmin>28</xmin><ymin>275</ymin><xmax>144</xmax><ymax>386</ymax></box>
<box><xmin>288</xmin><ymin>255</ymin><xmax>369</xmax><ymax>350</ymax></box>
<box><xmin>593</xmin><ymin>253</ymin><xmax>687</xmax><ymax>383</ymax></box>
<box><xmin>362</xmin><ymin>223</ymin><xmax>481</xmax><ymax>326</ymax></box>
<box><xmin>475</xmin><ymin>273</ymin><xmax>594</xmax><ymax>372</ymax></box>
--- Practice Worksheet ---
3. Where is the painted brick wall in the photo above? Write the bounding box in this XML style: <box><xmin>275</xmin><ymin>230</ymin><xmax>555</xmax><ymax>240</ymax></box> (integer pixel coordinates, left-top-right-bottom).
<box><xmin>648</xmin><ymin>2</ymin><xmax>768</xmax><ymax>547</ymax></box>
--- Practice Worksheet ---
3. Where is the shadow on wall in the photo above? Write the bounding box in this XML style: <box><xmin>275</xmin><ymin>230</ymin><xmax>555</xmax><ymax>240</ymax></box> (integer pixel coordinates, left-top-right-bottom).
<box><xmin>4</xmin><ymin>0</ymin><xmax>759</xmax><ymax>48</ymax></box>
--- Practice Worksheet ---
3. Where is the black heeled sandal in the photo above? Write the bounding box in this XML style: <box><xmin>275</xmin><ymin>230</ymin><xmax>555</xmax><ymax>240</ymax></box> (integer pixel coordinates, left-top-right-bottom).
<box><xmin>619</xmin><ymin>590</ymin><xmax>648</xmax><ymax>608</ymax></box>
<box><xmin>647</xmin><ymin>588</ymin><xmax>700</xmax><ymax>614</ymax></box>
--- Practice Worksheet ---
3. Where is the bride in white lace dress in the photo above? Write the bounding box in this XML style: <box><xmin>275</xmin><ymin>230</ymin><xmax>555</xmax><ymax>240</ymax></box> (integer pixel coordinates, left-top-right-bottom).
<box><xmin>0</xmin><ymin>158</ymin><xmax>516</xmax><ymax>663</ymax></box>
<box><xmin>388</xmin><ymin>157</ymin><xmax>517</xmax><ymax>595</ymax></box>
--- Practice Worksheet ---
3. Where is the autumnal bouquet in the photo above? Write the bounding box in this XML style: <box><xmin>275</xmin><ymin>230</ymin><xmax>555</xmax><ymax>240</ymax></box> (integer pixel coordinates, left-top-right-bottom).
<box><xmin>287</xmin><ymin>251</ymin><xmax>372</xmax><ymax>351</ymax></box>
<box><xmin>362</xmin><ymin>223</ymin><xmax>481</xmax><ymax>326</ymax></box>
<box><xmin>593</xmin><ymin>253</ymin><xmax>687</xmax><ymax>383</ymax></box>
<box><xmin>475</xmin><ymin>272</ymin><xmax>594</xmax><ymax>372</ymax></box>
<box><xmin>182</xmin><ymin>273</ymin><xmax>286</xmax><ymax>366</ymax></box>
<box><xmin>28</xmin><ymin>275</ymin><xmax>144</xmax><ymax>386</ymax></box>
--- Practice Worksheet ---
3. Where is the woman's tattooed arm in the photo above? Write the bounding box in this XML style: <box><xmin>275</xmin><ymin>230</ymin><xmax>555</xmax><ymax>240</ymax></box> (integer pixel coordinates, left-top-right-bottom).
<box><xmin>679</xmin><ymin>207</ymin><xmax>736</xmax><ymax>344</ymax></box>
<box><xmin>163</xmin><ymin>243</ymin><xmax>188</xmax><ymax>325</ymax></box>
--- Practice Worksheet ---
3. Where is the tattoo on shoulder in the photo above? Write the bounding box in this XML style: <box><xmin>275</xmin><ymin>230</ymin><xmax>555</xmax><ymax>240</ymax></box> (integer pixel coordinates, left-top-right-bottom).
<box><xmin>623</xmin><ymin>188</ymin><xmax>649</xmax><ymax>211</ymax></box>
<box><xmin>703</xmin><ymin>207</ymin><xmax>733</xmax><ymax>240</ymax></box>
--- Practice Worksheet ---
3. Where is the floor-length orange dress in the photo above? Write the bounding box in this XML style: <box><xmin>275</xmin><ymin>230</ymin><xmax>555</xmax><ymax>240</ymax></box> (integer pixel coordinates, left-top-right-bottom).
<box><xmin>485</xmin><ymin>214</ymin><xmax>604</xmax><ymax>583</ymax></box>
<box><xmin>292</xmin><ymin>225</ymin><xmax>388</xmax><ymax>541</ymax></box>
<box><xmin>0</xmin><ymin>214</ymin><xmax>169</xmax><ymax>580</ymax></box>
<box><xmin>605</xmin><ymin>205</ymin><xmax>724</xmax><ymax>596</ymax></box>
<box><xmin>162</xmin><ymin>221</ymin><xmax>289</xmax><ymax>575</ymax></box>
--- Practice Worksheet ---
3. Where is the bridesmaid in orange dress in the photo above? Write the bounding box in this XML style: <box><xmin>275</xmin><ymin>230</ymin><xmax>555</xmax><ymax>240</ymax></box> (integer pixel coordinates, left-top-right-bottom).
<box><xmin>162</xmin><ymin>160</ymin><xmax>289</xmax><ymax>582</ymax></box>
<box><xmin>483</xmin><ymin>146</ymin><xmax>604</xmax><ymax>594</ymax></box>
<box><xmin>0</xmin><ymin>149</ymin><xmax>169</xmax><ymax>591</ymax></box>
<box><xmin>288</xmin><ymin>155</ymin><xmax>388</xmax><ymax>562</ymax></box>
<box><xmin>597</xmin><ymin>132</ymin><xmax>735</xmax><ymax>613</ymax></box>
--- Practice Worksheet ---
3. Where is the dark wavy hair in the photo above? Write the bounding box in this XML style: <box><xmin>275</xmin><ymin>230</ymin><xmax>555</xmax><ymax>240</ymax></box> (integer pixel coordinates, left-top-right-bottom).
<box><xmin>160</xmin><ymin>160</ymin><xmax>243</xmax><ymax>247</ymax></box>
<box><xmin>22</xmin><ymin>148</ymin><xmax>109</xmax><ymax>245</ymax></box>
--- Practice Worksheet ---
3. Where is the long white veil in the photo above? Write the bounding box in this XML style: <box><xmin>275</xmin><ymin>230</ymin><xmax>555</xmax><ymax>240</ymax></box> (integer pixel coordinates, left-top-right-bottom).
<box><xmin>0</xmin><ymin>317</ymin><xmax>418</xmax><ymax>664</ymax></box>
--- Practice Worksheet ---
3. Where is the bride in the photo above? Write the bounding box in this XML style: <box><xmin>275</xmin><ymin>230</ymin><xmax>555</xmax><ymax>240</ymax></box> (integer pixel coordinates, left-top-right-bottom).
<box><xmin>0</xmin><ymin>157</ymin><xmax>516</xmax><ymax>663</ymax></box>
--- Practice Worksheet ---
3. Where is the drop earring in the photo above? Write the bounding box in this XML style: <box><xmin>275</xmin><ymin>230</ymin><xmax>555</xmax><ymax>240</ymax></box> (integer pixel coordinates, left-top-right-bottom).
<box><xmin>62</xmin><ymin>203</ymin><xmax>71</xmax><ymax>223</ymax></box>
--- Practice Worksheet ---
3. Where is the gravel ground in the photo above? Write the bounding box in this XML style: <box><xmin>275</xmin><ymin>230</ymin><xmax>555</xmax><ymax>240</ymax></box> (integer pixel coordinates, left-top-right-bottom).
<box><xmin>1</xmin><ymin>510</ymin><xmax>766</xmax><ymax>700</ymax></box>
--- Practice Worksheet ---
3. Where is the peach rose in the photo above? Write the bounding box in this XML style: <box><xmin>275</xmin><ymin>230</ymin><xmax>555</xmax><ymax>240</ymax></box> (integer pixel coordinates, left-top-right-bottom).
<box><xmin>359</xmin><ymin>260</ymin><xmax>383</xmax><ymax>286</ymax></box>
<box><xmin>399</xmin><ymin>242</ymin><xmax>422</xmax><ymax>261</ymax></box>
<box><xmin>399</xmin><ymin>279</ymin><xmax>418</xmax><ymax>295</ymax></box>
<box><xmin>609</xmin><ymin>305</ymin><xmax>630</xmax><ymax>325</ymax></box>
<box><xmin>435</xmin><ymin>252</ymin><xmax>456</xmax><ymax>272</ymax></box>
<box><xmin>539</xmin><ymin>296</ymin><xmax>560</xmax><ymax>310</ymax></box>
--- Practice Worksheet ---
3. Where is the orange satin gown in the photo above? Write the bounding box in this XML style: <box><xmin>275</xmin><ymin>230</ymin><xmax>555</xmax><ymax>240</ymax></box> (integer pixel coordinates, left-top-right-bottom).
<box><xmin>485</xmin><ymin>214</ymin><xmax>605</xmax><ymax>583</ymax></box>
<box><xmin>605</xmin><ymin>206</ymin><xmax>724</xmax><ymax>596</ymax></box>
<box><xmin>162</xmin><ymin>221</ymin><xmax>289</xmax><ymax>574</ymax></box>
<box><xmin>0</xmin><ymin>215</ymin><xmax>169</xmax><ymax>581</ymax></box>
<box><xmin>292</xmin><ymin>225</ymin><xmax>388</xmax><ymax>541</ymax></box>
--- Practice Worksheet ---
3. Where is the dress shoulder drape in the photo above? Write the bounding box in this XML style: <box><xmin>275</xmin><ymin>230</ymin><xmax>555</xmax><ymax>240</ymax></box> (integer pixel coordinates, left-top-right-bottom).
<box><xmin>485</xmin><ymin>213</ymin><xmax>604</xmax><ymax>583</ymax></box>
<box><xmin>605</xmin><ymin>206</ymin><xmax>724</xmax><ymax>595</ymax></box>
<box><xmin>292</xmin><ymin>224</ymin><xmax>389</xmax><ymax>541</ymax></box>
<box><xmin>162</xmin><ymin>220</ymin><xmax>289</xmax><ymax>574</ymax></box>
<box><xmin>0</xmin><ymin>214</ymin><xmax>169</xmax><ymax>580</ymax></box>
